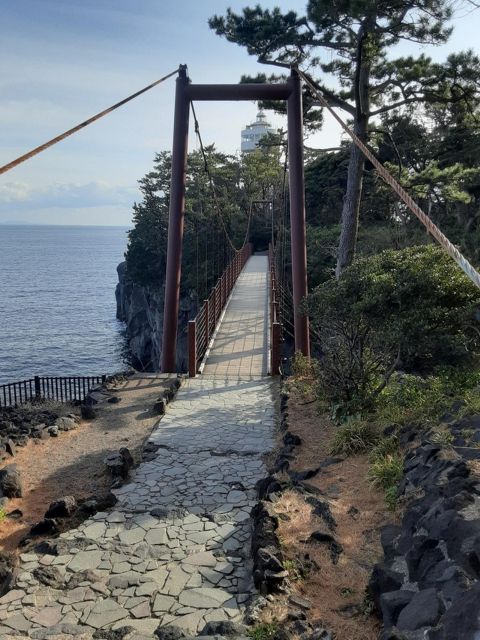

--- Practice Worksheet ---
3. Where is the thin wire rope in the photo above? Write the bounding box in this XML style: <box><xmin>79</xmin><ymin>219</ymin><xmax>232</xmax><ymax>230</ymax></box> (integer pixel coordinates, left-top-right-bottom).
<box><xmin>296</xmin><ymin>67</ymin><xmax>480</xmax><ymax>290</ymax></box>
<box><xmin>190</xmin><ymin>101</ymin><xmax>254</xmax><ymax>253</ymax></box>
<box><xmin>0</xmin><ymin>68</ymin><xmax>179</xmax><ymax>176</ymax></box>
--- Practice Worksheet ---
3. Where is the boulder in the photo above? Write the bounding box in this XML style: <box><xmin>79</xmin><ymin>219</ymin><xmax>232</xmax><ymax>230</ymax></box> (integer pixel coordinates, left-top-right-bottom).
<box><xmin>305</xmin><ymin>629</ymin><xmax>333</xmax><ymax>640</ymax></box>
<box><xmin>81</xmin><ymin>403</ymin><xmax>96</xmax><ymax>420</ymax></box>
<box><xmin>396</xmin><ymin>588</ymin><xmax>443</xmax><ymax>631</ymax></box>
<box><xmin>153</xmin><ymin>399</ymin><xmax>166</xmax><ymax>415</ymax></box>
<box><xmin>104</xmin><ymin>447</ymin><xmax>134</xmax><ymax>479</ymax></box>
<box><xmin>0</xmin><ymin>464</ymin><xmax>22</xmax><ymax>498</ymax></box>
<box><xmin>154</xmin><ymin>625</ymin><xmax>190</xmax><ymax>640</ymax></box>
<box><xmin>288</xmin><ymin>467</ymin><xmax>321</xmax><ymax>482</ymax></box>
<box><xmin>288</xmin><ymin>594</ymin><xmax>312</xmax><ymax>610</ymax></box>
<box><xmin>429</xmin><ymin>582</ymin><xmax>480</xmax><ymax>640</ymax></box>
<box><xmin>305</xmin><ymin>496</ymin><xmax>336</xmax><ymax>530</ymax></box>
<box><xmin>45</xmin><ymin>496</ymin><xmax>77</xmax><ymax>519</ymax></box>
<box><xmin>256</xmin><ymin>476</ymin><xmax>285</xmax><ymax>500</ymax></box>
<box><xmin>30</xmin><ymin>424</ymin><xmax>49</xmax><ymax>440</ymax></box>
<box><xmin>55</xmin><ymin>416</ymin><xmax>76</xmax><ymax>431</ymax></box>
<box><xmin>368</xmin><ymin>564</ymin><xmax>405</xmax><ymax>611</ymax></box>
<box><xmin>0</xmin><ymin>552</ymin><xmax>16</xmax><ymax>597</ymax></box>
<box><xmin>48</xmin><ymin>426</ymin><xmax>59</xmax><ymax>437</ymax></box>
<box><xmin>5</xmin><ymin>439</ymin><xmax>16</xmax><ymax>456</ymax></box>
<box><xmin>29</xmin><ymin>518</ymin><xmax>59</xmax><ymax>537</ymax></box>
<box><xmin>283</xmin><ymin>431</ymin><xmax>301</xmax><ymax>446</ymax></box>
<box><xmin>379</xmin><ymin>590</ymin><xmax>415</xmax><ymax>628</ymax></box>
<box><xmin>308</xmin><ymin>531</ymin><xmax>343</xmax><ymax>563</ymax></box>
<box><xmin>92</xmin><ymin>628</ymin><xmax>135</xmax><ymax>640</ymax></box>
<box><xmin>33</xmin><ymin>565</ymin><xmax>64</xmax><ymax>588</ymax></box>
<box><xmin>199</xmin><ymin>621</ymin><xmax>245</xmax><ymax>636</ymax></box>
<box><xmin>251</xmin><ymin>501</ymin><xmax>285</xmax><ymax>593</ymax></box>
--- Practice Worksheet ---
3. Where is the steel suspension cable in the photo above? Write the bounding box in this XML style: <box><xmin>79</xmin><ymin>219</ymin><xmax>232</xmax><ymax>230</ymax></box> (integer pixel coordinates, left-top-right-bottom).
<box><xmin>296</xmin><ymin>67</ymin><xmax>480</xmax><ymax>290</ymax></box>
<box><xmin>190</xmin><ymin>101</ymin><xmax>254</xmax><ymax>253</ymax></box>
<box><xmin>0</xmin><ymin>68</ymin><xmax>180</xmax><ymax>176</ymax></box>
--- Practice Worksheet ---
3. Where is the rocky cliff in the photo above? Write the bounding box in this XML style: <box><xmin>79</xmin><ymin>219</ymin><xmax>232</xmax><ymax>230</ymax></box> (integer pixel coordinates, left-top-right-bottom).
<box><xmin>115</xmin><ymin>261</ymin><xmax>195</xmax><ymax>372</ymax></box>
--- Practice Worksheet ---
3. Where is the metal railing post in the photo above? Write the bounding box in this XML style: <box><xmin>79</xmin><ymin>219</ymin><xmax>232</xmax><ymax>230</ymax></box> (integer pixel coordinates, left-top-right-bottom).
<box><xmin>204</xmin><ymin>300</ymin><xmax>210</xmax><ymax>345</ymax></box>
<box><xmin>272</xmin><ymin>322</ymin><xmax>281</xmax><ymax>375</ymax></box>
<box><xmin>188</xmin><ymin>320</ymin><xmax>197</xmax><ymax>378</ymax></box>
<box><xmin>34</xmin><ymin>376</ymin><xmax>41</xmax><ymax>399</ymax></box>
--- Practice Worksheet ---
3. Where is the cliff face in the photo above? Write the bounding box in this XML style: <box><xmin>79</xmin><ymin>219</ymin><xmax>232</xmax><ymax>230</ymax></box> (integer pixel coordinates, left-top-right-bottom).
<box><xmin>115</xmin><ymin>262</ymin><xmax>194</xmax><ymax>372</ymax></box>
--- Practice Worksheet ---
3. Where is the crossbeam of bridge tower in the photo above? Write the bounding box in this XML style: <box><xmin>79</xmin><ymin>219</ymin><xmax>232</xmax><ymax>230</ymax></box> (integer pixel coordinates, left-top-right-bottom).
<box><xmin>161</xmin><ymin>67</ymin><xmax>310</xmax><ymax>372</ymax></box>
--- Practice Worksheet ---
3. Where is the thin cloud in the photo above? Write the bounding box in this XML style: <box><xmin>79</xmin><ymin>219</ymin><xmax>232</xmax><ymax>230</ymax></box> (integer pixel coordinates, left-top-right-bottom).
<box><xmin>0</xmin><ymin>181</ymin><xmax>138</xmax><ymax>211</ymax></box>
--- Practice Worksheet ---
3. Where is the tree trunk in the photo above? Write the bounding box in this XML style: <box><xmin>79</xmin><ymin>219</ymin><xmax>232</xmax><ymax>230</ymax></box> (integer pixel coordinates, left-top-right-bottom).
<box><xmin>335</xmin><ymin>17</ymin><xmax>374</xmax><ymax>279</ymax></box>
<box><xmin>335</xmin><ymin>117</ymin><xmax>368</xmax><ymax>278</ymax></box>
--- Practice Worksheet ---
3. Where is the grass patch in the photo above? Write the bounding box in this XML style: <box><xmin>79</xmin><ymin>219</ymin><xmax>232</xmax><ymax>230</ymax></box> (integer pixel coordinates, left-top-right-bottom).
<box><xmin>248</xmin><ymin>622</ymin><xmax>278</xmax><ymax>640</ymax></box>
<box><xmin>331</xmin><ymin>419</ymin><xmax>380</xmax><ymax>456</ymax></box>
<box><xmin>0</xmin><ymin>508</ymin><xmax>6</xmax><ymax>522</ymax></box>
<box><xmin>368</xmin><ymin>452</ymin><xmax>404</xmax><ymax>511</ymax></box>
<box><xmin>283</xmin><ymin>558</ymin><xmax>302</xmax><ymax>581</ymax></box>
<box><xmin>462</xmin><ymin>428</ymin><xmax>475</xmax><ymax>443</ymax></box>
<box><xmin>289</xmin><ymin>352</ymin><xmax>319</xmax><ymax>397</ymax></box>
<box><xmin>430</xmin><ymin>428</ymin><xmax>454</xmax><ymax>447</ymax></box>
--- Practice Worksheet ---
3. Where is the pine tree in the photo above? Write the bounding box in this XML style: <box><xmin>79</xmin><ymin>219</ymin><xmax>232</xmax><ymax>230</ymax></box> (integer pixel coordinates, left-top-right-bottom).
<box><xmin>210</xmin><ymin>1</ymin><xmax>480</xmax><ymax>276</ymax></box>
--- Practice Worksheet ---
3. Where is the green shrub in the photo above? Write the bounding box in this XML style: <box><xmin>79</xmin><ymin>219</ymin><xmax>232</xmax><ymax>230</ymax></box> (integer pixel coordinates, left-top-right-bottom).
<box><xmin>369</xmin><ymin>452</ymin><xmax>404</xmax><ymax>511</ymax></box>
<box><xmin>291</xmin><ymin>352</ymin><xmax>318</xmax><ymax>378</ymax></box>
<box><xmin>369</xmin><ymin>435</ymin><xmax>399</xmax><ymax>461</ymax></box>
<box><xmin>248</xmin><ymin>623</ymin><xmax>278</xmax><ymax>640</ymax></box>
<box><xmin>331</xmin><ymin>419</ymin><xmax>380</xmax><ymax>455</ymax></box>
<box><xmin>308</xmin><ymin>245</ymin><xmax>480</xmax><ymax>413</ymax></box>
<box><xmin>430</xmin><ymin>428</ymin><xmax>454</xmax><ymax>446</ymax></box>
<box><xmin>376</xmin><ymin>373</ymin><xmax>450</xmax><ymax>427</ymax></box>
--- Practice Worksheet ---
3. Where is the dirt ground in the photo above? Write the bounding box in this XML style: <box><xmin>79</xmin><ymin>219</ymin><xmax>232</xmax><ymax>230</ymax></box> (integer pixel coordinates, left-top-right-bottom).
<box><xmin>0</xmin><ymin>374</ymin><xmax>176</xmax><ymax>552</ymax></box>
<box><xmin>266</xmin><ymin>387</ymin><xmax>396</xmax><ymax>640</ymax></box>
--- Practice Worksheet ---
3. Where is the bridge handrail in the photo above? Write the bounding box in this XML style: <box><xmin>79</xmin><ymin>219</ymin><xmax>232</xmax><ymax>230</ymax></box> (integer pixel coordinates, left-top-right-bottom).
<box><xmin>0</xmin><ymin>375</ymin><xmax>106</xmax><ymax>408</ymax></box>
<box><xmin>188</xmin><ymin>244</ymin><xmax>253</xmax><ymax>377</ymax></box>
<box><xmin>268</xmin><ymin>243</ymin><xmax>282</xmax><ymax>375</ymax></box>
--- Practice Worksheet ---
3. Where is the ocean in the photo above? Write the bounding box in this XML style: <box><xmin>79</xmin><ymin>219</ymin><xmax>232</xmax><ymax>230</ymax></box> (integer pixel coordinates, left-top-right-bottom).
<box><xmin>0</xmin><ymin>225</ymin><xmax>130</xmax><ymax>385</ymax></box>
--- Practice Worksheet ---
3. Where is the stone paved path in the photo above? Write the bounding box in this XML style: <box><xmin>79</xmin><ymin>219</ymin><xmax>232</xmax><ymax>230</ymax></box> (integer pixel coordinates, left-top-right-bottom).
<box><xmin>0</xmin><ymin>256</ymin><xmax>275</xmax><ymax>639</ymax></box>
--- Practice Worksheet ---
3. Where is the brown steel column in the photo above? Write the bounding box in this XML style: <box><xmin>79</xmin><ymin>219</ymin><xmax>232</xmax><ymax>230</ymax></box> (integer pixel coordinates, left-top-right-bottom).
<box><xmin>161</xmin><ymin>65</ymin><xmax>190</xmax><ymax>372</ymax></box>
<box><xmin>287</xmin><ymin>70</ymin><xmax>310</xmax><ymax>357</ymax></box>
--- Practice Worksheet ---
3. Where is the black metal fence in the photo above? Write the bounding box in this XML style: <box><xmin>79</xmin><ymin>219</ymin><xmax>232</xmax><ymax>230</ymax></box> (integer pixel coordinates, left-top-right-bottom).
<box><xmin>0</xmin><ymin>375</ymin><xmax>106</xmax><ymax>408</ymax></box>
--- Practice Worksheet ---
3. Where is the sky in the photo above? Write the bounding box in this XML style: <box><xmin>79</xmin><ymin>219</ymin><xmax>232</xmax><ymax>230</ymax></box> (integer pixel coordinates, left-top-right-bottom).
<box><xmin>1</xmin><ymin>0</ymin><xmax>480</xmax><ymax>226</ymax></box>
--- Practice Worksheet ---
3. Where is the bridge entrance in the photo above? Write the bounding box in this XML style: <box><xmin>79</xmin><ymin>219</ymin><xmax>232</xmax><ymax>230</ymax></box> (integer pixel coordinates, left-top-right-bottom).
<box><xmin>161</xmin><ymin>66</ymin><xmax>310</xmax><ymax>372</ymax></box>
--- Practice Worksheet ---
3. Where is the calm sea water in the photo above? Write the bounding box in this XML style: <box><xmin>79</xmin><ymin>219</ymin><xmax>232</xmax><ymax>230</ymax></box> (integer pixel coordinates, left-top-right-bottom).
<box><xmin>0</xmin><ymin>225</ymin><xmax>130</xmax><ymax>385</ymax></box>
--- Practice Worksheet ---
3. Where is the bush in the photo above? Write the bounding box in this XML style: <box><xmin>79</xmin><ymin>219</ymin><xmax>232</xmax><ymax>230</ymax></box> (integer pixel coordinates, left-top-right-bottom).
<box><xmin>308</xmin><ymin>245</ymin><xmax>480</xmax><ymax>412</ymax></box>
<box><xmin>331</xmin><ymin>419</ymin><xmax>380</xmax><ymax>455</ymax></box>
<box><xmin>376</xmin><ymin>373</ymin><xmax>449</xmax><ymax>427</ymax></box>
<box><xmin>248</xmin><ymin>623</ymin><xmax>278</xmax><ymax>640</ymax></box>
<box><xmin>368</xmin><ymin>452</ymin><xmax>404</xmax><ymax>511</ymax></box>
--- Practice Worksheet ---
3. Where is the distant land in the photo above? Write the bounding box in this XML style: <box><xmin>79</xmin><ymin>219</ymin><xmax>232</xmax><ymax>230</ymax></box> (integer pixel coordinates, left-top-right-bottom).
<box><xmin>0</xmin><ymin>220</ymin><xmax>132</xmax><ymax>228</ymax></box>
<box><xmin>0</xmin><ymin>219</ymin><xmax>34</xmax><ymax>225</ymax></box>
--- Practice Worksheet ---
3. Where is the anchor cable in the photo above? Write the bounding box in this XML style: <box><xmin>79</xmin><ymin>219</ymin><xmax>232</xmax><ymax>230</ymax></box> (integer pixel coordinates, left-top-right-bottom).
<box><xmin>0</xmin><ymin>67</ymin><xmax>180</xmax><ymax>176</ymax></box>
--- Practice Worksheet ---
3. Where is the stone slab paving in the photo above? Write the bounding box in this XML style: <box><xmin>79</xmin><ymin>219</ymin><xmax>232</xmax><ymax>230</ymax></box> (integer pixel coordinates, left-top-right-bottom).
<box><xmin>0</xmin><ymin>256</ymin><xmax>276</xmax><ymax>639</ymax></box>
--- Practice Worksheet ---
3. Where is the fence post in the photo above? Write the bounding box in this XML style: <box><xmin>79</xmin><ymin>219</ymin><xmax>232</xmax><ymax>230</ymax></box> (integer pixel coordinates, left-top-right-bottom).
<box><xmin>272</xmin><ymin>322</ymin><xmax>281</xmax><ymax>375</ymax></box>
<box><xmin>34</xmin><ymin>376</ymin><xmax>41</xmax><ymax>399</ymax></box>
<box><xmin>204</xmin><ymin>300</ymin><xmax>210</xmax><ymax>345</ymax></box>
<box><xmin>271</xmin><ymin>287</ymin><xmax>276</xmax><ymax>322</ymax></box>
<box><xmin>212</xmin><ymin>286</ymin><xmax>217</xmax><ymax>326</ymax></box>
<box><xmin>188</xmin><ymin>320</ymin><xmax>197</xmax><ymax>378</ymax></box>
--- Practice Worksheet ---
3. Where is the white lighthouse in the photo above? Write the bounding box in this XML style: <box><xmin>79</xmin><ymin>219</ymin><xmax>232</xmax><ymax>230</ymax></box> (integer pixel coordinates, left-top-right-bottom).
<box><xmin>241</xmin><ymin>110</ymin><xmax>275</xmax><ymax>152</ymax></box>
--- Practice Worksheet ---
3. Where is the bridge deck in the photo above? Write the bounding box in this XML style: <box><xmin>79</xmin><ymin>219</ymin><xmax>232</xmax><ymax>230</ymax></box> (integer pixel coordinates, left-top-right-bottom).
<box><xmin>202</xmin><ymin>255</ymin><xmax>269</xmax><ymax>378</ymax></box>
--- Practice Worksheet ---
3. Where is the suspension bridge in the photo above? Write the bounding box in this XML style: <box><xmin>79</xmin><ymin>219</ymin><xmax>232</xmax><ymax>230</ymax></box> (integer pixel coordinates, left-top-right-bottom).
<box><xmin>2</xmin><ymin>64</ymin><xmax>480</xmax><ymax>637</ymax></box>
